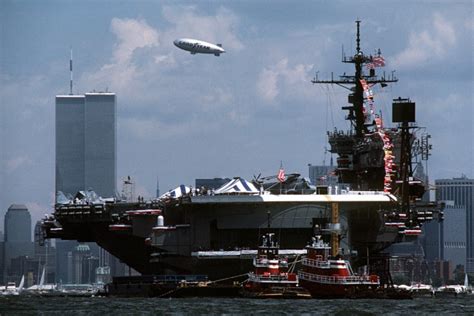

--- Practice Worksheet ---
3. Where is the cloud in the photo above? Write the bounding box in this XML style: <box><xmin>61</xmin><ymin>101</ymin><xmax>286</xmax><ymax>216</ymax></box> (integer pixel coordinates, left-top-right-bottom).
<box><xmin>121</xmin><ymin>116</ymin><xmax>201</xmax><ymax>141</ymax></box>
<box><xmin>256</xmin><ymin>58</ymin><xmax>313</xmax><ymax>103</ymax></box>
<box><xmin>110</xmin><ymin>18</ymin><xmax>160</xmax><ymax>64</ymax></box>
<box><xmin>391</xmin><ymin>13</ymin><xmax>456</xmax><ymax>69</ymax></box>
<box><xmin>465</xmin><ymin>17</ymin><xmax>474</xmax><ymax>31</ymax></box>
<box><xmin>257</xmin><ymin>67</ymin><xmax>279</xmax><ymax>102</ymax></box>
<box><xmin>80</xmin><ymin>7</ymin><xmax>242</xmax><ymax>106</ymax></box>
<box><xmin>81</xmin><ymin>18</ymin><xmax>160</xmax><ymax>93</ymax></box>
<box><xmin>199</xmin><ymin>88</ymin><xmax>234</xmax><ymax>111</ymax></box>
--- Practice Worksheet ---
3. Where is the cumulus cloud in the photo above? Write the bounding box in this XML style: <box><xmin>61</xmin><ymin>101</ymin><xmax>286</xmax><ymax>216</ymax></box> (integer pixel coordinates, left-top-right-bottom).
<box><xmin>81</xmin><ymin>7</ymin><xmax>242</xmax><ymax>107</ymax></box>
<box><xmin>78</xmin><ymin>7</ymin><xmax>245</xmax><ymax>143</ymax></box>
<box><xmin>111</xmin><ymin>18</ymin><xmax>159</xmax><ymax>64</ymax></box>
<box><xmin>392</xmin><ymin>13</ymin><xmax>456</xmax><ymax>69</ymax></box>
<box><xmin>81</xmin><ymin>18</ymin><xmax>160</xmax><ymax>92</ymax></box>
<box><xmin>256</xmin><ymin>58</ymin><xmax>313</xmax><ymax>103</ymax></box>
<box><xmin>199</xmin><ymin>88</ymin><xmax>234</xmax><ymax>111</ymax></box>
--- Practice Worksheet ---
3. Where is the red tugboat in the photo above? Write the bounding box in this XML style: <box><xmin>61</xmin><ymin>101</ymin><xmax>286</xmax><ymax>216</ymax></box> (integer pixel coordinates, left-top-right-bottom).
<box><xmin>298</xmin><ymin>203</ymin><xmax>380</xmax><ymax>298</ymax></box>
<box><xmin>298</xmin><ymin>234</ymin><xmax>380</xmax><ymax>298</ymax></box>
<box><xmin>242</xmin><ymin>232</ymin><xmax>311</xmax><ymax>299</ymax></box>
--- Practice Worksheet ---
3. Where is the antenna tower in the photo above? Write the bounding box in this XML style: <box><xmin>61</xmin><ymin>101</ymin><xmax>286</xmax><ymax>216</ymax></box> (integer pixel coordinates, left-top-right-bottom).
<box><xmin>69</xmin><ymin>48</ymin><xmax>73</xmax><ymax>95</ymax></box>
<box><xmin>121</xmin><ymin>176</ymin><xmax>135</xmax><ymax>202</ymax></box>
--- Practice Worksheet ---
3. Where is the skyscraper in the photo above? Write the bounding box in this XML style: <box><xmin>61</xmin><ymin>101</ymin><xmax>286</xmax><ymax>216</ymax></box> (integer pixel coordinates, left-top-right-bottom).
<box><xmin>56</xmin><ymin>92</ymin><xmax>116</xmax><ymax>197</ymax></box>
<box><xmin>423</xmin><ymin>203</ymin><xmax>466</xmax><ymax>272</ymax></box>
<box><xmin>3</xmin><ymin>204</ymin><xmax>34</xmax><ymax>282</ymax></box>
<box><xmin>55</xmin><ymin>90</ymin><xmax>124</xmax><ymax>279</ymax></box>
<box><xmin>55</xmin><ymin>95</ymin><xmax>85</xmax><ymax>196</ymax></box>
<box><xmin>435</xmin><ymin>176</ymin><xmax>473</xmax><ymax>271</ymax></box>
<box><xmin>34</xmin><ymin>221</ymin><xmax>56</xmax><ymax>284</ymax></box>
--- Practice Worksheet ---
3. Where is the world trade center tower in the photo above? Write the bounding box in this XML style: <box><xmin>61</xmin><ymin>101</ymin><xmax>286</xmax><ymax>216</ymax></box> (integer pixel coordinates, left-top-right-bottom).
<box><xmin>55</xmin><ymin>92</ymin><xmax>116</xmax><ymax>198</ymax></box>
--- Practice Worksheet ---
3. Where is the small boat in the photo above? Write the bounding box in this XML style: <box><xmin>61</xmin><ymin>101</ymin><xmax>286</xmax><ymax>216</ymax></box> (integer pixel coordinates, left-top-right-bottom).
<box><xmin>409</xmin><ymin>283</ymin><xmax>434</xmax><ymax>297</ymax></box>
<box><xmin>0</xmin><ymin>275</ymin><xmax>24</xmax><ymax>296</ymax></box>
<box><xmin>434</xmin><ymin>285</ymin><xmax>468</xmax><ymax>297</ymax></box>
<box><xmin>464</xmin><ymin>273</ymin><xmax>473</xmax><ymax>294</ymax></box>
<box><xmin>241</xmin><ymin>232</ymin><xmax>311</xmax><ymax>299</ymax></box>
<box><xmin>298</xmin><ymin>235</ymin><xmax>380</xmax><ymax>298</ymax></box>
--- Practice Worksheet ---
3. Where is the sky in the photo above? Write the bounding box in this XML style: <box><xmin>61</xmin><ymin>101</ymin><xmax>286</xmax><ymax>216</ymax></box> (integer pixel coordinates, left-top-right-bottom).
<box><xmin>0</xmin><ymin>0</ymin><xmax>473</xmax><ymax>231</ymax></box>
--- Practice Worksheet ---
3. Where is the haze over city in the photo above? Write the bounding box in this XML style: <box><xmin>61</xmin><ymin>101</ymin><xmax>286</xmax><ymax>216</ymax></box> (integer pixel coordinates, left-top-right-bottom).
<box><xmin>1</xmin><ymin>0</ymin><xmax>473</xmax><ymax>229</ymax></box>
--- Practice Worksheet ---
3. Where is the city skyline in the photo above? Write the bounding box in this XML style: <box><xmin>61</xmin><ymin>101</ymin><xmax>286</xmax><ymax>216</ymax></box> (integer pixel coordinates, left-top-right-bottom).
<box><xmin>1</xmin><ymin>1</ymin><xmax>473</xmax><ymax>228</ymax></box>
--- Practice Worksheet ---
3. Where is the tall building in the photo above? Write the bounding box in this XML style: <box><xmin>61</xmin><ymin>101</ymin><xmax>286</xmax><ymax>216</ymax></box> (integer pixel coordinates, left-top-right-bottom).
<box><xmin>3</xmin><ymin>204</ymin><xmax>34</xmax><ymax>283</ymax></box>
<box><xmin>56</xmin><ymin>92</ymin><xmax>116</xmax><ymax>197</ymax></box>
<box><xmin>55</xmin><ymin>95</ymin><xmax>85</xmax><ymax>196</ymax></box>
<box><xmin>33</xmin><ymin>221</ymin><xmax>56</xmax><ymax>284</ymax></box>
<box><xmin>56</xmin><ymin>240</ymin><xmax>79</xmax><ymax>283</ymax></box>
<box><xmin>442</xmin><ymin>204</ymin><xmax>467</xmax><ymax>269</ymax></box>
<box><xmin>435</xmin><ymin>177</ymin><xmax>474</xmax><ymax>270</ymax></box>
<box><xmin>423</xmin><ymin>203</ymin><xmax>466</xmax><ymax>275</ymax></box>
<box><xmin>55</xmin><ymin>91</ymin><xmax>125</xmax><ymax>279</ymax></box>
<box><xmin>5</xmin><ymin>204</ymin><xmax>31</xmax><ymax>243</ymax></box>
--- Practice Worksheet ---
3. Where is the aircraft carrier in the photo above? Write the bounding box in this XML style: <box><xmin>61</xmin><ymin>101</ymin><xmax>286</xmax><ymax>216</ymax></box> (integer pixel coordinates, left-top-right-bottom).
<box><xmin>42</xmin><ymin>21</ymin><xmax>442</xmax><ymax>281</ymax></box>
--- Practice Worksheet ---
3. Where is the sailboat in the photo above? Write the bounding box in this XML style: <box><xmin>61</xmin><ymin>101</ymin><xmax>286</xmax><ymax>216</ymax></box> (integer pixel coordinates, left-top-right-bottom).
<box><xmin>0</xmin><ymin>275</ymin><xmax>24</xmax><ymax>296</ymax></box>
<box><xmin>463</xmin><ymin>274</ymin><xmax>472</xmax><ymax>294</ymax></box>
<box><xmin>26</xmin><ymin>266</ymin><xmax>57</xmax><ymax>294</ymax></box>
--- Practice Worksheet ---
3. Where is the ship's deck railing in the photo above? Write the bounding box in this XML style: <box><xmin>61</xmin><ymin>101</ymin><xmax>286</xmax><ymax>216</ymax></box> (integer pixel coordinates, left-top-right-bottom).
<box><xmin>298</xmin><ymin>271</ymin><xmax>379</xmax><ymax>285</ymax></box>
<box><xmin>254</xmin><ymin>258</ymin><xmax>288</xmax><ymax>267</ymax></box>
<box><xmin>248</xmin><ymin>272</ymin><xmax>297</xmax><ymax>283</ymax></box>
<box><xmin>345</xmin><ymin>190</ymin><xmax>388</xmax><ymax>195</ymax></box>
<box><xmin>302</xmin><ymin>258</ymin><xmax>331</xmax><ymax>269</ymax></box>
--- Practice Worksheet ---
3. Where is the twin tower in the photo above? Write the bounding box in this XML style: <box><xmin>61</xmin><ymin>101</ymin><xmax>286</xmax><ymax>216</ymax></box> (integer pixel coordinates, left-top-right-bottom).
<box><xmin>55</xmin><ymin>92</ymin><xmax>116</xmax><ymax>198</ymax></box>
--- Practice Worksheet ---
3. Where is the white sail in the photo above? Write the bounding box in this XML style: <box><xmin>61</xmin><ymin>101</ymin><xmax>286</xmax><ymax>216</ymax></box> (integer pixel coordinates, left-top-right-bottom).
<box><xmin>39</xmin><ymin>267</ymin><xmax>46</xmax><ymax>289</ymax></box>
<box><xmin>465</xmin><ymin>273</ymin><xmax>469</xmax><ymax>288</ymax></box>
<box><xmin>18</xmin><ymin>275</ymin><xmax>25</xmax><ymax>292</ymax></box>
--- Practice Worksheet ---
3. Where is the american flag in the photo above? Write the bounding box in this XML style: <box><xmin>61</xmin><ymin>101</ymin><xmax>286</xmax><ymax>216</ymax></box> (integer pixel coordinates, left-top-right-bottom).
<box><xmin>277</xmin><ymin>167</ymin><xmax>286</xmax><ymax>183</ymax></box>
<box><xmin>372</xmin><ymin>56</ymin><xmax>385</xmax><ymax>67</ymax></box>
<box><xmin>366</xmin><ymin>56</ymin><xmax>385</xmax><ymax>69</ymax></box>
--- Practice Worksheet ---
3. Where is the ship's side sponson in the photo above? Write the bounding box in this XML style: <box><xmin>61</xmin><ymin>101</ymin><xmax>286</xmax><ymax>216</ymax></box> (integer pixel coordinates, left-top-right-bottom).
<box><xmin>189</xmin><ymin>192</ymin><xmax>397</xmax><ymax>204</ymax></box>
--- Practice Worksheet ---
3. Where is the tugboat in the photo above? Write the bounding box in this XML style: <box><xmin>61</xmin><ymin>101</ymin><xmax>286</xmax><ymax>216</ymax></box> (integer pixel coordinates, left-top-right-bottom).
<box><xmin>298</xmin><ymin>235</ymin><xmax>380</xmax><ymax>298</ymax></box>
<box><xmin>298</xmin><ymin>203</ymin><xmax>380</xmax><ymax>298</ymax></box>
<box><xmin>242</xmin><ymin>231</ymin><xmax>311</xmax><ymax>299</ymax></box>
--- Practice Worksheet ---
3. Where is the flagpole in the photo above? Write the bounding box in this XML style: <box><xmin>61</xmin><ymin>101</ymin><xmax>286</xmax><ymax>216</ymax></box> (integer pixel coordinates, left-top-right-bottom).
<box><xmin>278</xmin><ymin>161</ymin><xmax>284</xmax><ymax>194</ymax></box>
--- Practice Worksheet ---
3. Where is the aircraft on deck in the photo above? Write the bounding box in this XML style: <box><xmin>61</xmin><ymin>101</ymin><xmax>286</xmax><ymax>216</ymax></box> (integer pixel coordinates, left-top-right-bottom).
<box><xmin>173</xmin><ymin>38</ymin><xmax>225</xmax><ymax>56</ymax></box>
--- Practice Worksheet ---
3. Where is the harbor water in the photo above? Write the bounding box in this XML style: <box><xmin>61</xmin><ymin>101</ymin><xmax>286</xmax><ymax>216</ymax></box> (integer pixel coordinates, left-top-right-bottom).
<box><xmin>1</xmin><ymin>296</ymin><xmax>473</xmax><ymax>315</ymax></box>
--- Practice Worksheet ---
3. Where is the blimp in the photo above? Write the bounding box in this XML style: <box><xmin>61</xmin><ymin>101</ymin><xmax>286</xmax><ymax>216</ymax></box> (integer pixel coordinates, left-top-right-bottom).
<box><xmin>173</xmin><ymin>38</ymin><xmax>225</xmax><ymax>56</ymax></box>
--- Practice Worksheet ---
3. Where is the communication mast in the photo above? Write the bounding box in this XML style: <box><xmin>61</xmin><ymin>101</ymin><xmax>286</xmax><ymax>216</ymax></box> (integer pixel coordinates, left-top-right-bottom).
<box><xmin>69</xmin><ymin>47</ymin><xmax>74</xmax><ymax>95</ymax></box>
<box><xmin>121</xmin><ymin>176</ymin><xmax>135</xmax><ymax>202</ymax></box>
<box><xmin>312</xmin><ymin>20</ymin><xmax>398</xmax><ymax>137</ymax></box>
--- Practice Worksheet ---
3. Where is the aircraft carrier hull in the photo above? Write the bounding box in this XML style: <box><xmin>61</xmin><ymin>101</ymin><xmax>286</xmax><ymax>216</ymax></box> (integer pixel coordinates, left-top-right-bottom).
<box><xmin>44</xmin><ymin>192</ymin><xmax>399</xmax><ymax>279</ymax></box>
